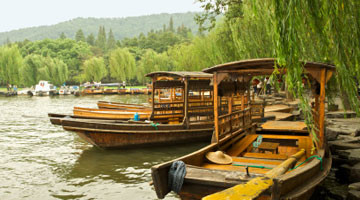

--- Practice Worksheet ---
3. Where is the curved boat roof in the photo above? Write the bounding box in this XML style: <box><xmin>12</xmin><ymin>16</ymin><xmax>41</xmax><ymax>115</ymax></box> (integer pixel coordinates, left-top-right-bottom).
<box><xmin>145</xmin><ymin>71</ymin><xmax>212</xmax><ymax>78</ymax></box>
<box><xmin>202</xmin><ymin>58</ymin><xmax>335</xmax><ymax>74</ymax></box>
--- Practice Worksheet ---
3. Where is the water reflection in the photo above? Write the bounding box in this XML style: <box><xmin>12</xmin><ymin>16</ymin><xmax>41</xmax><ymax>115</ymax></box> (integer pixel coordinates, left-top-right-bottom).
<box><xmin>67</xmin><ymin>143</ymin><xmax>207</xmax><ymax>184</ymax></box>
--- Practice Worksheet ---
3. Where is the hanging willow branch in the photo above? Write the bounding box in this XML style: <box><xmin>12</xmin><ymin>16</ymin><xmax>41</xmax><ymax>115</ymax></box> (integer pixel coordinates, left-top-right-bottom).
<box><xmin>247</xmin><ymin>0</ymin><xmax>360</xmax><ymax>147</ymax></box>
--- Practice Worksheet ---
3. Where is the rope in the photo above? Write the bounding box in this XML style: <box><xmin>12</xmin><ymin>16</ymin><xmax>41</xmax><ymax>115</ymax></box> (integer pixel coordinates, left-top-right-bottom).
<box><xmin>232</xmin><ymin>155</ymin><xmax>323</xmax><ymax>171</ymax></box>
<box><xmin>151</xmin><ymin>123</ymin><xmax>159</xmax><ymax>130</ymax></box>
<box><xmin>168</xmin><ymin>161</ymin><xmax>186</xmax><ymax>194</ymax></box>
<box><xmin>290</xmin><ymin>155</ymin><xmax>323</xmax><ymax>171</ymax></box>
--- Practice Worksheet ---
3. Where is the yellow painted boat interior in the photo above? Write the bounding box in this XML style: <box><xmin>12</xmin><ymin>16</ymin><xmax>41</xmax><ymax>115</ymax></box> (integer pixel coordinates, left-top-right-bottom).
<box><xmin>200</xmin><ymin>133</ymin><xmax>314</xmax><ymax>175</ymax></box>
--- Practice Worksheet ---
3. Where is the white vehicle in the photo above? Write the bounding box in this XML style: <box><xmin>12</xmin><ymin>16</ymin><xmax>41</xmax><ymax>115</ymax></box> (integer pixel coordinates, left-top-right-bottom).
<box><xmin>28</xmin><ymin>81</ymin><xmax>57</xmax><ymax>96</ymax></box>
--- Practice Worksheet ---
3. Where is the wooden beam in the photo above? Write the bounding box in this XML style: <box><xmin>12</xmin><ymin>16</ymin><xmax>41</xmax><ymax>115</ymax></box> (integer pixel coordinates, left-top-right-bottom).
<box><xmin>213</xmin><ymin>72</ymin><xmax>219</xmax><ymax>144</ymax></box>
<box><xmin>228</xmin><ymin>96</ymin><xmax>233</xmax><ymax>114</ymax></box>
<box><xmin>151</xmin><ymin>77</ymin><xmax>155</xmax><ymax>116</ymax></box>
<box><xmin>184</xmin><ymin>78</ymin><xmax>189</xmax><ymax>128</ymax></box>
<box><xmin>318</xmin><ymin>68</ymin><xmax>326</xmax><ymax>148</ymax></box>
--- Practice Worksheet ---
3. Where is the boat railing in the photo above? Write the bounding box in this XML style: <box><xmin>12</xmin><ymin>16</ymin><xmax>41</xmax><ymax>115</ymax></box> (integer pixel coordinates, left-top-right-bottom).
<box><xmin>218</xmin><ymin>108</ymin><xmax>252</xmax><ymax>139</ymax></box>
<box><xmin>251</xmin><ymin>102</ymin><xmax>265</xmax><ymax>119</ymax></box>
<box><xmin>152</xmin><ymin>101</ymin><xmax>184</xmax><ymax>123</ymax></box>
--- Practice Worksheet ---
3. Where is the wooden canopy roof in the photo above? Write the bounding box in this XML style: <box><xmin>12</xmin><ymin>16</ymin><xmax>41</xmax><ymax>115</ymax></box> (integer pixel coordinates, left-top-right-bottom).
<box><xmin>202</xmin><ymin>58</ymin><xmax>335</xmax><ymax>75</ymax></box>
<box><xmin>145</xmin><ymin>71</ymin><xmax>212</xmax><ymax>79</ymax></box>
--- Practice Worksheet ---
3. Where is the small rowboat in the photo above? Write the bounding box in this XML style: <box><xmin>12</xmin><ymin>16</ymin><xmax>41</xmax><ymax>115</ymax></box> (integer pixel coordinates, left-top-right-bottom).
<box><xmin>151</xmin><ymin>58</ymin><xmax>335</xmax><ymax>200</ymax></box>
<box><xmin>73</xmin><ymin>109</ymin><xmax>151</xmax><ymax>120</ymax></box>
<box><xmin>97</xmin><ymin>101</ymin><xmax>150</xmax><ymax>110</ymax></box>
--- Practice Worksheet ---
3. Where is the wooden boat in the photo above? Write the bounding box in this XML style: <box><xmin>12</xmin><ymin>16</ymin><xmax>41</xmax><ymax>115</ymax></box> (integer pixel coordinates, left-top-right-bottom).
<box><xmin>72</xmin><ymin>108</ymin><xmax>151</xmax><ymax>120</ymax></box>
<box><xmin>151</xmin><ymin>58</ymin><xmax>334</xmax><ymax>200</ymax></box>
<box><xmin>55</xmin><ymin>71</ymin><xmax>218</xmax><ymax>148</ymax></box>
<box><xmin>81</xmin><ymin>83</ymin><xmax>125</xmax><ymax>95</ymax></box>
<box><xmin>97</xmin><ymin>101</ymin><xmax>150</xmax><ymax>110</ymax></box>
<box><xmin>74</xmin><ymin>106</ymin><xmax>152</xmax><ymax>114</ymax></box>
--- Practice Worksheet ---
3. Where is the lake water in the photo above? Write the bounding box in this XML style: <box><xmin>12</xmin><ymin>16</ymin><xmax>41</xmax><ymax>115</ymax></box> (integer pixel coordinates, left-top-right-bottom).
<box><xmin>0</xmin><ymin>95</ymin><xmax>208</xmax><ymax>199</ymax></box>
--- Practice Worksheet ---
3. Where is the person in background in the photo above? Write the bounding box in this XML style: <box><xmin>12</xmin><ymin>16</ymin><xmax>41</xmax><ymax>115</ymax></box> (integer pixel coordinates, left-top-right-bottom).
<box><xmin>252</xmin><ymin>79</ymin><xmax>259</xmax><ymax>95</ymax></box>
<box><xmin>257</xmin><ymin>81</ymin><xmax>263</xmax><ymax>95</ymax></box>
<box><xmin>265</xmin><ymin>77</ymin><xmax>271</xmax><ymax>95</ymax></box>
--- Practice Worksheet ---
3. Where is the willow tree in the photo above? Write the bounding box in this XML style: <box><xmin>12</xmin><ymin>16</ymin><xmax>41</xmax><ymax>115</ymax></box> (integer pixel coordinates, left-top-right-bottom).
<box><xmin>137</xmin><ymin>49</ymin><xmax>171</xmax><ymax>83</ymax></box>
<box><xmin>82</xmin><ymin>57</ymin><xmax>107</xmax><ymax>82</ymax></box>
<box><xmin>21</xmin><ymin>54</ymin><xmax>46</xmax><ymax>86</ymax></box>
<box><xmin>0</xmin><ymin>45</ymin><xmax>23</xmax><ymax>85</ymax></box>
<box><xmin>43</xmin><ymin>58</ymin><xmax>69</xmax><ymax>86</ymax></box>
<box><xmin>196</xmin><ymin>0</ymin><xmax>360</xmax><ymax>146</ymax></box>
<box><xmin>109</xmin><ymin>48</ymin><xmax>135</xmax><ymax>83</ymax></box>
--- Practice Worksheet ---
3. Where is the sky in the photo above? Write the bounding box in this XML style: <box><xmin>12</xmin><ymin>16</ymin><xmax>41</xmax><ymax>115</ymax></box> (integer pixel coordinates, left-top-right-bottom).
<box><xmin>0</xmin><ymin>0</ymin><xmax>203</xmax><ymax>33</ymax></box>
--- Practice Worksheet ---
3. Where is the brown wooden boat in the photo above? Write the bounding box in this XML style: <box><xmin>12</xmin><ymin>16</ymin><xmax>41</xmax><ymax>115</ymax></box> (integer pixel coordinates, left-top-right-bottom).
<box><xmin>55</xmin><ymin>71</ymin><xmax>219</xmax><ymax>148</ymax></box>
<box><xmin>151</xmin><ymin>58</ymin><xmax>334</xmax><ymax>200</ymax></box>
<box><xmin>48</xmin><ymin>113</ymin><xmax>130</xmax><ymax>125</ymax></box>
<box><xmin>72</xmin><ymin>109</ymin><xmax>151</xmax><ymax>120</ymax></box>
<box><xmin>97</xmin><ymin>101</ymin><xmax>151</xmax><ymax>110</ymax></box>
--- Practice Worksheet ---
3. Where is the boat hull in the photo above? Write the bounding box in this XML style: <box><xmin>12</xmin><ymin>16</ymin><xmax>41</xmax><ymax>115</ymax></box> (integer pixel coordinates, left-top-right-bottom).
<box><xmin>64</xmin><ymin>126</ymin><xmax>213</xmax><ymax>149</ymax></box>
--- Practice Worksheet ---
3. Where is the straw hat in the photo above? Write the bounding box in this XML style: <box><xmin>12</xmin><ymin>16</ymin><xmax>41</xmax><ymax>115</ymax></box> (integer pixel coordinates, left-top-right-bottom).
<box><xmin>206</xmin><ymin>151</ymin><xmax>232</xmax><ymax>165</ymax></box>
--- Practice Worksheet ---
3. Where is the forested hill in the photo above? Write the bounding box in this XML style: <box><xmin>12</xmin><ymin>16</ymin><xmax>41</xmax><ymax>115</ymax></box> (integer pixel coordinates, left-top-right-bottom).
<box><xmin>0</xmin><ymin>12</ymin><xmax>200</xmax><ymax>44</ymax></box>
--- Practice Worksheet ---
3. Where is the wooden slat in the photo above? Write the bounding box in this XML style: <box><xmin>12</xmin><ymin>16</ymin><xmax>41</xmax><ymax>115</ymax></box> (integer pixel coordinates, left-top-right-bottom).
<box><xmin>242</xmin><ymin>152</ymin><xmax>288</xmax><ymax>160</ymax></box>
<box><xmin>261</xmin><ymin>121</ymin><xmax>307</xmax><ymax>132</ymax></box>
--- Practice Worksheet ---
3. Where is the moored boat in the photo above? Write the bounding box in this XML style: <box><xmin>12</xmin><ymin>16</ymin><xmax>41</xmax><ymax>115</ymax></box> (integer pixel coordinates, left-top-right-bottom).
<box><xmin>151</xmin><ymin>58</ymin><xmax>334</xmax><ymax>200</ymax></box>
<box><xmin>52</xmin><ymin>71</ymin><xmax>220</xmax><ymax>148</ymax></box>
<box><xmin>97</xmin><ymin>101</ymin><xmax>151</xmax><ymax>110</ymax></box>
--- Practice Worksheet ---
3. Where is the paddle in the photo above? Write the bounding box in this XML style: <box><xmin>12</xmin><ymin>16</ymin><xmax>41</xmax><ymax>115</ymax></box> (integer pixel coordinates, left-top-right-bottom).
<box><xmin>202</xmin><ymin>149</ymin><xmax>305</xmax><ymax>200</ymax></box>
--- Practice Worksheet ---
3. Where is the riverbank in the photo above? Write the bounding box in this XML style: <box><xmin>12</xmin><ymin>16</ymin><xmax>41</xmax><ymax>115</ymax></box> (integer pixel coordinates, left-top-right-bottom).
<box><xmin>0</xmin><ymin>85</ymin><xmax>149</xmax><ymax>97</ymax></box>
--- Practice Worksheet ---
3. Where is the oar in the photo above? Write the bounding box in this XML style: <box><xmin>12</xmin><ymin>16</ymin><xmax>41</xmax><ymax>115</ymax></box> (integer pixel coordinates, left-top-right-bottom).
<box><xmin>202</xmin><ymin>149</ymin><xmax>305</xmax><ymax>200</ymax></box>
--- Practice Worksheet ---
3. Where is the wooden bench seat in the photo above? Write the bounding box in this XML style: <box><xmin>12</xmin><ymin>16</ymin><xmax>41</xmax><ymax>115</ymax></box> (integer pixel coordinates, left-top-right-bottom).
<box><xmin>242</xmin><ymin>152</ymin><xmax>288</xmax><ymax>160</ymax></box>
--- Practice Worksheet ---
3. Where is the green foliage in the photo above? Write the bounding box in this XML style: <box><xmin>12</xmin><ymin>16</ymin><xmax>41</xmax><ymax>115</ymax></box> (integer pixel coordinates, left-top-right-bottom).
<box><xmin>20</xmin><ymin>39</ymin><xmax>92</xmax><ymax>83</ymax></box>
<box><xmin>96</xmin><ymin>26</ymin><xmax>107</xmax><ymax>53</ymax></box>
<box><xmin>43</xmin><ymin>58</ymin><xmax>69</xmax><ymax>86</ymax></box>
<box><xmin>0</xmin><ymin>13</ymin><xmax>201</xmax><ymax>44</ymax></box>
<box><xmin>106</xmin><ymin>29</ymin><xmax>116</xmax><ymax>51</ymax></box>
<box><xmin>195</xmin><ymin>0</ymin><xmax>242</xmax><ymax>32</ymax></box>
<box><xmin>109</xmin><ymin>48</ymin><xmax>136</xmax><ymax>83</ymax></box>
<box><xmin>22</xmin><ymin>55</ymin><xmax>69</xmax><ymax>86</ymax></box>
<box><xmin>121</xmin><ymin>25</ymin><xmax>192</xmax><ymax>53</ymax></box>
<box><xmin>59</xmin><ymin>32</ymin><xmax>66</xmax><ymax>39</ymax></box>
<box><xmin>137</xmin><ymin>49</ymin><xmax>172</xmax><ymax>83</ymax></box>
<box><xmin>86</xmin><ymin>33</ymin><xmax>95</xmax><ymax>46</ymax></box>
<box><xmin>83</xmin><ymin>57</ymin><xmax>107</xmax><ymax>82</ymax></box>
<box><xmin>21</xmin><ymin>54</ymin><xmax>46</xmax><ymax>86</ymax></box>
<box><xmin>75</xmin><ymin>29</ymin><xmax>86</xmax><ymax>42</ymax></box>
<box><xmin>0</xmin><ymin>45</ymin><xmax>23</xmax><ymax>85</ymax></box>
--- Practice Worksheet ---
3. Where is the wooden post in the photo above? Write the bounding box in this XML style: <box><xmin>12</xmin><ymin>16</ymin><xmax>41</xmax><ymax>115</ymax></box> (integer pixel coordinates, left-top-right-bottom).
<box><xmin>241</xmin><ymin>94</ymin><xmax>245</xmax><ymax>110</ymax></box>
<box><xmin>184</xmin><ymin>78</ymin><xmax>189</xmax><ymax>129</ymax></box>
<box><xmin>150</xmin><ymin>77</ymin><xmax>156</xmax><ymax>120</ymax></box>
<box><xmin>319</xmin><ymin>69</ymin><xmax>326</xmax><ymax>148</ymax></box>
<box><xmin>213</xmin><ymin>72</ymin><xmax>219</xmax><ymax>144</ymax></box>
<box><xmin>228</xmin><ymin>96</ymin><xmax>232</xmax><ymax>114</ymax></box>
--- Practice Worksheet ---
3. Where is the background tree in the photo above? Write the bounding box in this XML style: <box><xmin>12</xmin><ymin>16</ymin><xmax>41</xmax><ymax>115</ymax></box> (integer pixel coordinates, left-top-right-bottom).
<box><xmin>109</xmin><ymin>48</ymin><xmax>135</xmax><ymax>83</ymax></box>
<box><xmin>86</xmin><ymin>33</ymin><xmax>95</xmax><ymax>45</ymax></box>
<box><xmin>106</xmin><ymin>29</ymin><xmax>116</xmax><ymax>51</ymax></box>
<box><xmin>0</xmin><ymin>45</ymin><xmax>23</xmax><ymax>85</ymax></box>
<box><xmin>82</xmin><ymin>57</ymin><xmax>107</xmax><ymax>82</ymax></box>
<box><xmin>95</xmin><ymin>26</ymin><xmax>107</xmax><ymax>53</ymax></box>
<box><xmin>75</xmin><ymin>29</ymin><xmax>86</xmax><ymax>42</ymax></box>
<box><xmin>137</xmin><ymin>49</ymin><xmax>171</xmax><ymax>83</ymax></box>
<box><xmin>21</xmin><ymin>54</ymin><xmax>46</xmax><ymax>86</ymax></box>
<box><xmin>169</xmin><ymin>17</ymin><xmax>174</xmax><ymax>32</ymax></box>
<box><xmin>59</xmin><ymin>32</ymin><xmax>66</xmax><ymax>39</ymax></box>
<box><xmin>42</xmin><ymin>57</ymin><xmax>69</xmax><ymax>86</ymax></box>
<box><xmin>20</xmin><ymin>38</ymin><xmax>92</xmax><ymax>83</ymax></box>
